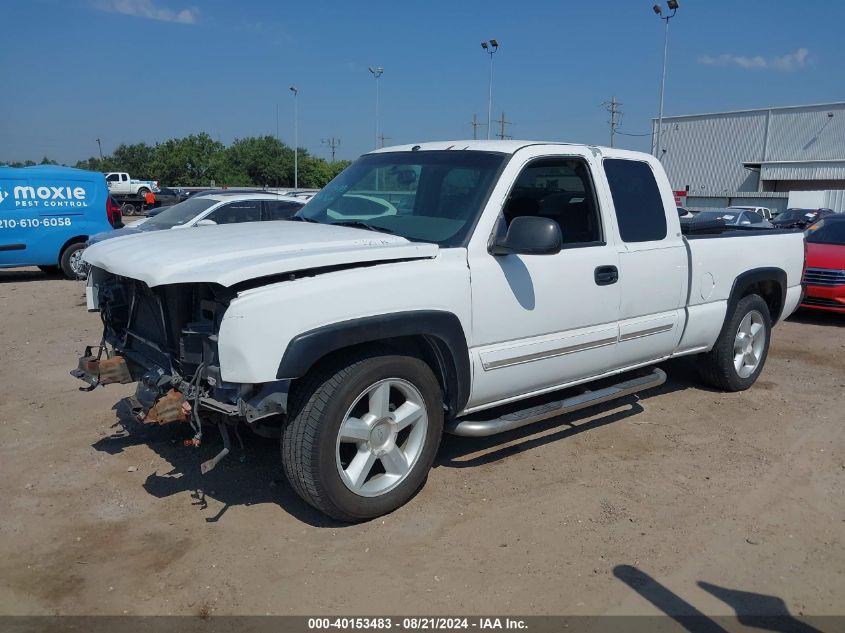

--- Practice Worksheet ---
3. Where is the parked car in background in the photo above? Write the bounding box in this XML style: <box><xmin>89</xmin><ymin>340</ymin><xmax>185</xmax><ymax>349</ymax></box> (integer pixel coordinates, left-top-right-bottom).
<box><xmin>772</xmin><ymin>208</ymin><xmax>836</xmax><ymax>229</ymax></box>
<box><xmin>692</xmin><ymin>209</ymin><xmax>773</xmax><ymax>228</ymax></box>
<box><xmin>801</xmin><ymin>215</ymin><xmax>845</xmax><ymax>313</ymax></box>
<box><xmin>728</xmin><ymin>205</ymin><xmax>774</xmax><ymax>221</ymax></box>
<box><xmin>148</xmin><ymin>187</ymin><xmax>180</xmax><ymax>209</ymax></box>
<box><xmin>0</xmin><ymin>165</ymin><xmax>120</xmax><ymax>278</ymax></box>
<box><xmin>85</xmin><ymin>192</ymin><xmax>305</xmax><ymax>247</ymax></box>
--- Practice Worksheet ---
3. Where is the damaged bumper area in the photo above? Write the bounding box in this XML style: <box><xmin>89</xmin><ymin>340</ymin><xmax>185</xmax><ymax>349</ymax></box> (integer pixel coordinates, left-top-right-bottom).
<box><xmin>71</xmin><ymin>269</ymin><xmax>291</xmax><ymax>442</ymax></box>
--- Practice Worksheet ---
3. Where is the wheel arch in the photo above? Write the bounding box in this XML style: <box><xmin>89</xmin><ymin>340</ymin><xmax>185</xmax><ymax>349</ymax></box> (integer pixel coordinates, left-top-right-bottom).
<box><xmin>726</xmin><ymin>267</ymin><xmax>787</xmax><ymax>328</ymax></box>
<box><xmin>277</xmin><ymin>311</ymin><xmax>471</xmax><ymax>415</ymax></box>
<box><xmin>58</xmin><ymin>235</ymin><xmax>89</xmax><ymax>261</ymax></box>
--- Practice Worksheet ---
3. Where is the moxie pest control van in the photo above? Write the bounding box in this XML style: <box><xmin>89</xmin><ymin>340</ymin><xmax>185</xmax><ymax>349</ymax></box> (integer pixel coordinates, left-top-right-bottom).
<box><xmin>0</xmin><ymin>165</ymin><xmax>121</xmax><ymax>278</ymax></box>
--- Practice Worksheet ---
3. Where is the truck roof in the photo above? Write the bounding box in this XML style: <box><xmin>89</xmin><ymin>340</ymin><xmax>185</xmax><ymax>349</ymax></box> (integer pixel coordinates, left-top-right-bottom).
<box><xmin>369</xmin><ymin>139</ymin><xmax>643</xmax><ymax>157</ymax></box>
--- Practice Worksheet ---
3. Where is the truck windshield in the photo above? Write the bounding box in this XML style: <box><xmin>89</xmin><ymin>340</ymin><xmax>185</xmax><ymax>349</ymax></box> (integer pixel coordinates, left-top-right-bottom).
<box><xmin>144</xmin><ymin>198</ymin><xmax>217</xmax><ymax>229</ymax></box>
<box><xmin>296</xmin><ymin>151</ymin><xmax>505</xmax><ymax>246</ymax></box>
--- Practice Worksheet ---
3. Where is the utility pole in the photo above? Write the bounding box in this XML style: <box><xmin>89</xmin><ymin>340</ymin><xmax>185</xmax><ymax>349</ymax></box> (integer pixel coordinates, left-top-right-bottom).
<box><xmin>377</xmin><ymin>133</ymin><xmax>390</xmax><ymax>149</ymax></box>
<box><xmin>368</xmin><ymin>66</ymin><xmax>384</xmax><ymax>150</ymax></box>
<box><xmin>95</xmin><ymin>138</ymin><xmax>103</xmax><ymax>160</ymax></box>
<box><xmin>653</xmin><ymin>1</ymin><xmax>679</xmax><ymax>158</ymax></box>
<box><xmin>480</xmin><ymin>40</ymin><xmax>499</xmax><ymax>140</ymax></box>
<box><xmin>469</xmin><ymin>113</ymin><xmax>486</xmax><ymax>140</ymax></box>
<box><xmin>322</xmin><ymin>137</ymin><xmax>340</xmax><ymax>162</ymax></box>
<box><xmin>603</xmin><ymin>96</ymin><xmax>622</xmax><ymax>147</ymax></box>
<box><xmin>289</xmin><ymin>85</ymin><xmax>298</xmax><ymax>190</ymax></box>
<box><xmin>494</xmin><ymin>111</ymin><xmax>512</xmax><ymax>140</ymax></box>
<box><xmin>275</xmin><ymin>104</ymin><xmax>279</xmax><ymax>142</ymax></box>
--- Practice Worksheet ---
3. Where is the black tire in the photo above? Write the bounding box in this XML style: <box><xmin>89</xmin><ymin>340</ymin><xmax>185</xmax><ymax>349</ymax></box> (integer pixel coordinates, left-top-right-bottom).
<box><xmin>697</xmin><ymin>294</ymin><xmax>771</xmax><ymax>391</ymax></box>
<box><xmin>38</xmin><ymin>265</ymin><xmax>61</xmax><ymax>275</ymax></box>
<box><xmin>137</xmin><ymin>187</ymin><xmax>150</xmax><ymax>198</ymax></box>
<box><xmin>282</xmin><ymin>349</ymin><xmax>444</xmax><ymax>522</ymax></box>
<box><xmin>59</xmin><ymin>242</ymin><xmax>86</xmax><ymax>280</ymax></box>
<box><xmin>121</xmin><ymin>202</ymin><xmax>137</xmax><ymax>216</ymax></box>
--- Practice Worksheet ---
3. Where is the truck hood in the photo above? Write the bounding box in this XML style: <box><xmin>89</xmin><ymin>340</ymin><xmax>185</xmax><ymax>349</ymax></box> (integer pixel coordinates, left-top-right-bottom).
<box><xmin>82</xmin><ymin>221</ymin><xmax>439</xmax><ymax>287</ymax></box>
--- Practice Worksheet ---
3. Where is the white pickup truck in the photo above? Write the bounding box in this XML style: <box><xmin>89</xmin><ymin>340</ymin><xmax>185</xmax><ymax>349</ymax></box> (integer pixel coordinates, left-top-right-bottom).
<box><xmin>104</xmin><ymin>172</ymin><xmax>159</xmax><ymax>197</ymax></box>
<box><xmin>75</xmin><ymin>141</ymin><xmax>805</xmax><ymax>521</ymax></box>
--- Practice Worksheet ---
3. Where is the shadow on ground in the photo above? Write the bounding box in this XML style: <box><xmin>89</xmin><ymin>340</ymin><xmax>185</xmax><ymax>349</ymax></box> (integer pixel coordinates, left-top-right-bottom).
<box><xmin>437</xmin><ymin>358</ymin><xmax>705</xmax><ymax>469</ymax></box>
<box><xmin>613</xmin><ymin>564</ymin><xmax>822</xmax><ymax>632</ymax></box>
<box><xmin>0</xmin><ymin>268</ymin><xmax>64</xmax><ymax>284</ymax></box>
<box><xmin>787</xmin><ymin>308</ymin><xmax>844</xmax><ymax>328</ymax></box>
<box><xmin>90</xmin><ymin>359</ymin><xmax>703</xmax><ymax>526</ymax></box>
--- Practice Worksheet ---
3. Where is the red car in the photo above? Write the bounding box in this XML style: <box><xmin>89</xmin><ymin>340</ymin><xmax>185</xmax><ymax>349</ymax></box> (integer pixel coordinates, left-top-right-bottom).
<box><xmin>802</xmin><ymin>215</ymin><xmax>845</xmax><ymax>313</ymax></box>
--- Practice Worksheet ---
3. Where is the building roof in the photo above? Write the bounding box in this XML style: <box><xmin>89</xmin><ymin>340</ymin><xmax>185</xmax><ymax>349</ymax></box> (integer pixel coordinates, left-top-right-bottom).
<box><xmin>653</xmin><ymin>101</ymin><xmax>845</xmax><ymax>122</ymax></box>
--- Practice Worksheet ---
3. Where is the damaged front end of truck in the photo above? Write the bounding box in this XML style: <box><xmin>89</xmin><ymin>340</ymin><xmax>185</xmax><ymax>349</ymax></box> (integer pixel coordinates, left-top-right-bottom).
<box><xmin>71</xmin><ymin>267</ymin><xmax>289</xmax><ymax>473</ymax></box>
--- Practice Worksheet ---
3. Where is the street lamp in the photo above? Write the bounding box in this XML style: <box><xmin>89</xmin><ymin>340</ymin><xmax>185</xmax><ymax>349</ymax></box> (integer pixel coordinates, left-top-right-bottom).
<box><xmin>481</xmin><ymin>39</ymin><xmax>499</xmax><ymax>140</ymax></box>
<box><xmin>289</xmin><ymin>85</ymin><xmax>298</xmax><ymax>190</ymax></box>
<box><xmin>368</xmin><ymin>66</ymin><xmax>384</xmax><ymax>149</ymax></box>
<box><xmin>653</xmin><ymin>1</ymin><xmax>679</xmax><ymax>159</ymax></box>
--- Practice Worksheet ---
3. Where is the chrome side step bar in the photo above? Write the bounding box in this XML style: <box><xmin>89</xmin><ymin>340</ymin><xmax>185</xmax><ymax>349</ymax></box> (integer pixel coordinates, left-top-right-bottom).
<box><xmin>447</xmin><ymin>368</ymin><xmax>667</xmax><ymax>438</ymax></box>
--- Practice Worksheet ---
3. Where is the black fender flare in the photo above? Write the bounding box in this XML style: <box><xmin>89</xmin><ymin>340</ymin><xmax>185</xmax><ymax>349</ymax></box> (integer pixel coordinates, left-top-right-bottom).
<box><xmin>277</xmin><ymin>310</ymin><xmax>471</xmax><ymax>413</ymax></box>
<box><xmin>723</xmin><ymin>267</ymin><xmax>787</xmax><ymax>329</ymax></box>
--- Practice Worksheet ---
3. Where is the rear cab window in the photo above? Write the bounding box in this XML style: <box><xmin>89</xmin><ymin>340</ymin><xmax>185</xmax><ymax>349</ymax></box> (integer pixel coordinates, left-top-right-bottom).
<box><xmin>603</xmin><ymin>159</ymin><xmax>667</xmax><ymax>242</ymax></box>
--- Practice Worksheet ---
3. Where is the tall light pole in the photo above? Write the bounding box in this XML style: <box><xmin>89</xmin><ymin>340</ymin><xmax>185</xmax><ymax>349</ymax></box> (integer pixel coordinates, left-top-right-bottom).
<box><xmin>653</xmin><ymin>1</ymin><xmax>679</xmax><ymax>159</ymax></box>
<box><xmin>289</xmin><ymin>85</ymin><xmax>298</xmax><ymax>190</ymax></box>
<box><xmin>368</xmin><ymin>66</ymin><xmax>384</xmax><ymax>150</ymax></box>
<box><xmin>95</xmin><ymin>137</ymin><xmax>103</xmax><ymax>160</ymax></box>
<box><xmin>480</xmin><ymin>39</ymin><xmax>498</xmax><ymax>140</ymax></box>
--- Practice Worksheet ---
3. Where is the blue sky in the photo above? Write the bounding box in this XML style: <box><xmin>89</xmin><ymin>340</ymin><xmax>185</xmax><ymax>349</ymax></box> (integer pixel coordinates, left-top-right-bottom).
<box><xmin>1</xmin><ymin>0</ymin><xmax>843</xmax><ymax>164</ymax></box>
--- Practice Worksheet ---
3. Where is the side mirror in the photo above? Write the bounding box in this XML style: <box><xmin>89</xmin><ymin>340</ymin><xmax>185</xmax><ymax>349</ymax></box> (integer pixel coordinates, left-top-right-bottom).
<box><xmin>490</xmin><ymin>216</ymin><xmax>562</xmax><ymax>256</ymax></box>
<box><xmin>195</xmin><ymin>219</ymin><xmax>217</xmax><ymax>226</ymax></box>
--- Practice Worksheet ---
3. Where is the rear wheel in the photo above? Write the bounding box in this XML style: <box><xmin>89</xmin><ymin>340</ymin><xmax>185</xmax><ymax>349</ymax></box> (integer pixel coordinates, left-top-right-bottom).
<box><xmin>121</xmin><ymin>202</ymin><xmax>137</xmax><ymax>216</ymax></box>
<box><xmin>59</xmin><ymin>242</ymin><xmax>86</xmax><ymax>280</ymax></box>
<box><xmin>282</xmin><ymin>350</ymin><xmax>443</xmax><ymax>522</ymax></box>
<box><xmin>697</xmin><ymin>294</ymin><xmax>771</xmax><ymax>391</ymax></box>
<box><xmin>137</xmin><ymin>187</ymin><xmax>150</xmax><ymax>198</ymax></box>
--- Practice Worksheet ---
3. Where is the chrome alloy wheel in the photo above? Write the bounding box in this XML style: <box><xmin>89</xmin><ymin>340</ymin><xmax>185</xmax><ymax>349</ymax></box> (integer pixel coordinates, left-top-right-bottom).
<box><xmin>69</xmin><ymin>248</ymin><xmax>85</xmax><ymax>276</ymax></box>
<box><xmin>733</xmin><ymin>309</ymin><xmax>766</xmax><ymax>378</ymax></box>
<box><xmin>335</xmin><ymin>378</ymin><xmax>428</xmax><ymax>497</ymax></box>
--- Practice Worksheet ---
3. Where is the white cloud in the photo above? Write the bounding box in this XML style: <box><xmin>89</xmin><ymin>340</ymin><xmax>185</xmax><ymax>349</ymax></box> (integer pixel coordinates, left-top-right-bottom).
<box><xmin>93</xmin><ymin>0</ymin><xmax>198</xmax><ymax>25</ymax></box>
<box><xmin>699</xmin><ymin>48</ymin><xmax>809</xmax><ymax>72</ymax></box>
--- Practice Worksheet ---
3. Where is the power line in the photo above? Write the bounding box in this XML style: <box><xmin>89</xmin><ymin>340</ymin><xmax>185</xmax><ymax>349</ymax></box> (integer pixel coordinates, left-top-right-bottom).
<box><xmin>602</xmin><ymin>97</ymin><xmax>622</xmax><ymax>147</ymax></box>
<box><xmin>494</xmin><ymin>111</ymin><xmax>512</xmax><ymax>140</ymax></box>
<box><xmin>469</xmin><ymin>113</ymin><xmax>486</xmax><ymax>140</ymax></box>
<box><xmin>615</xmin><ymin>131</ymin><xmax>652</xmax><ymax>137</ymax></box>
<box><xmin>322</xmin><ymin>137</ymin><xmax>340</xmax><ymax>162</ymax></box>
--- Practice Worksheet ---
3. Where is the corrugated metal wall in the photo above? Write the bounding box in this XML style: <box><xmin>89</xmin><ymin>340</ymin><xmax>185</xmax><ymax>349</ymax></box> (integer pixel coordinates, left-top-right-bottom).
<box><xmin>685</xmin><ymin>194</ymin><xmax>789</xmax><ymax>213</ymax></box>
<box><xmin>656</xmin><ymin>111</ymin><xmax>766</xmax><ymax>193</ymax></box>
<box><xmin>654</xmin><ymin>102</ymin><xmax>845</xmax><ymax>193</ymax></box>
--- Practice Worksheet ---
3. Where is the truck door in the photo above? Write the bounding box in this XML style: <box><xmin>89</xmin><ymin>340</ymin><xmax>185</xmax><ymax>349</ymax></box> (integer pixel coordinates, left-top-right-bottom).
<box><xmin>105</xmin><ymin>173</ymin><xmax>120</xmax><ymax>195</ymax></box>
<box><xmin>467</xmin><ymin>149</ymin><xmax>621</xmax><ymax>410</ymax></box>
<box><xmin>602</xmin><ymin>157</ymin><xmax>688</xmax><ymax>368</ymax></box>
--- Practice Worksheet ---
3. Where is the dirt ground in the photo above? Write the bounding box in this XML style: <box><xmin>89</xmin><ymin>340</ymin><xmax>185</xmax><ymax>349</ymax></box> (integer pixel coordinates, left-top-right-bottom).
<box><xmin>0</xmin><ymin>267</ymin><xmax>842</xmax><ymax>618</ymax></box>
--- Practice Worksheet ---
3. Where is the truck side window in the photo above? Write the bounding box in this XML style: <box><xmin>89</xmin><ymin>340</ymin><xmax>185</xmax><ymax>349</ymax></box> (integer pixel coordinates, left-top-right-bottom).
<box><xmin>603</xmin><ymin>159</ymin><xmax>667</xmax><ymax>242</ymax></box>
<box><xmin>503</xmin><ymin>158</ymin><xmax>602</xmax><ymax>245</ymax></box>
<box><xmin>264</xmin><ymin>200</ymin><xmax>303</xmax><ymax>221</ymax></box>
<box><xmin>106</xmin><ymin>174</ymin><xmax>119</xmax><ymax>182</ymax></box>
<box><xmin>205</xmin><ymin>201</ymin><xmax>262</xmax><ymax>225</ymax></box>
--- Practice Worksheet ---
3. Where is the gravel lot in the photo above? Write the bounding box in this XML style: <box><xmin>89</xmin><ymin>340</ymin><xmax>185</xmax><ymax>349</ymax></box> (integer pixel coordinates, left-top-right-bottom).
<box><xmin>0</xmin><ymin>268</ymin><xmax>842</xmax><ymax>617</ymax></box>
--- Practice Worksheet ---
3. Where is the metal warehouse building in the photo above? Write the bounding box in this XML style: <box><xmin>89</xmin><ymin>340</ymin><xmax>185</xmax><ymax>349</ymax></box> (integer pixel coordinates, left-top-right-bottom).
<box><xmin>652</xmin><ymin>101</ymin><xmax>845</xmax><ymax>211</ymax></box>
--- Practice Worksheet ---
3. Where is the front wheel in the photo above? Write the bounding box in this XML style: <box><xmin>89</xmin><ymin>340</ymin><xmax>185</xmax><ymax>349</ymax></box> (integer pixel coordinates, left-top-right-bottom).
<box><xmin>282</xmin><ymin>350</ymin><xmax>443</xmax><ymax>522</ymax></box>
<box><xmin>697</xmin><ymin>294</ymin><xmax>771</xmax><ymax>391</ymax></box>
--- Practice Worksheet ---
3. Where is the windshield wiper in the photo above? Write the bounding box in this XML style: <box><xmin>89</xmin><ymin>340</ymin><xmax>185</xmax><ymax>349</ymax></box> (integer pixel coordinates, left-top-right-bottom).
<box><xmin>331</xmin><ymin>221</ymin><xmax>395</xmax><ymax>235</ymax></box>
